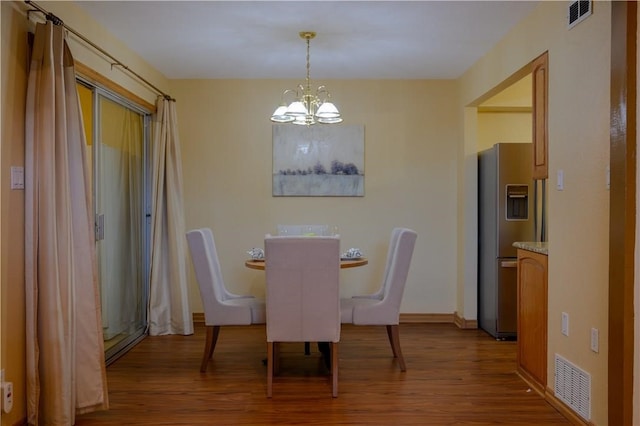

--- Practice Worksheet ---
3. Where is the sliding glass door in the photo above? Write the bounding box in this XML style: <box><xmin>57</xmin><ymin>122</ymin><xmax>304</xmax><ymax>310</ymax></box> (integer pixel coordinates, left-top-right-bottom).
<box><xmin>77</xmin><ymin>81</ymin><xmax>151</xmax><ymax>364</ymax></box>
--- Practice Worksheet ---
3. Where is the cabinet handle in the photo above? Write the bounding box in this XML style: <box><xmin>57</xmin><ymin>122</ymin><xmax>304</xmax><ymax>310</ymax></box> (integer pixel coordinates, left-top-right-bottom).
<box><xmin>501</xmin><ymin>260</ymin><xmax>517</xmax><ymax>268</ymax></box>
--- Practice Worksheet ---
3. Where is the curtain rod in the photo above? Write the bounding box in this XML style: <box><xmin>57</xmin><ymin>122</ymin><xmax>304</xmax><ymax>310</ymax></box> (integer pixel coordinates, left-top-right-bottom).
<box><xmin>25</xmin><ymin>0</ymin><xmax>174</xmax><ymax>101</ymax></box>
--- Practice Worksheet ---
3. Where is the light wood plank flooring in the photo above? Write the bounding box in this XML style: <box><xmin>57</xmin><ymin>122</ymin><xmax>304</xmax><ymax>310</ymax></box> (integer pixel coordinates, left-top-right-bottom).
<box><xmin>76</xmin><ymin>323</ymin><xmax>570</xmax><ymax>425</ymax></box>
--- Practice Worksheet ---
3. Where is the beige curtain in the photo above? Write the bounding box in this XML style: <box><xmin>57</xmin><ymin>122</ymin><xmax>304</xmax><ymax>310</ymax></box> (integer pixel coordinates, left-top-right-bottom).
<box><xmin>148</xmin><ymin>97</ymin><xmax>193</xmax><ymax>335</ymax></box>
<box><xmin>25</xmin><ymin>21</ymin><xmax>108</xmax><ymax>424</ymax></box>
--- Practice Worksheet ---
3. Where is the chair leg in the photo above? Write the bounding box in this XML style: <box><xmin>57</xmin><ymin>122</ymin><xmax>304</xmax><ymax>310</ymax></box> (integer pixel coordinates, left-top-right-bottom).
<box><xmin>267</xmin><ymin>342</ymin><xmax>274</xmax><ymax>398</ymax></box>
<box><xmin>386</xmin><ymin>325</ymin><xmax>399</xmax><ymax>358</ymax></box>
<box><xmin>200</xmin><ymin>325</ymin><xmax>220</xmax><ymax>372</ymax></box>
<box><xmin>304</xmin><ymin>341</ymin><xmax>311</xmax><ymax>355</ymax></box>
<box><xmin>387</xmin><ymin>325</ymin><xmax>406</xmax><ymax>372</ymax></box>
<box><xmin>274</xmin><ymin>342</ymin><xmax>280</xmax><ymax>375</ymax></box>
<box><xmin>331</xmin><ymin>342</ymin><xmax>339</xmax><ymax>397</ymax></box>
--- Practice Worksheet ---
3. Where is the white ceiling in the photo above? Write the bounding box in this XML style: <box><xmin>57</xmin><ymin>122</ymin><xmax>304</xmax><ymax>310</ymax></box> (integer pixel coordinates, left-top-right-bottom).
<box><xmin>73</xmin><ymin>1</ymin><xmax>539</xmax><ymax>80</ymax></box>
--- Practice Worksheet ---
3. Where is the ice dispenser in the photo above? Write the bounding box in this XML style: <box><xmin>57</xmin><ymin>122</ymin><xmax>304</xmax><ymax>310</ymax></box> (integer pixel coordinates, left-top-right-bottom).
<box><xmin>505</xmin><ymin>184</ymin><xmax>529</xmax><ymax>220</ymax></box>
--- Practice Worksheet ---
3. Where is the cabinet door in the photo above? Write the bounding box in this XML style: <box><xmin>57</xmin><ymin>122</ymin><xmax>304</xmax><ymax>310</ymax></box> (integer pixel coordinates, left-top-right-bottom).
<box><xmin>532</xmin><ymin>52</ymin><xmax>548</xmax><ymax>180</ymax></box>
<box><xmin>517</xmin><ymin>249</ymin><xmax>548</xmax><ymax>389</ymax></box>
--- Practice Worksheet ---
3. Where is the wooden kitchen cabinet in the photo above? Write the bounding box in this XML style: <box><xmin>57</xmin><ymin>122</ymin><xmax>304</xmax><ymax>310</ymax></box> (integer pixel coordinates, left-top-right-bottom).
<box><xmin>531</xmin><ymin>52</ymin><xmax>548</xmax><ymax>180</ymax></box>
<box><xmin>516</xmin><ymin>248</ymin><xmax>548</xmax><ymax>394</ymax></box>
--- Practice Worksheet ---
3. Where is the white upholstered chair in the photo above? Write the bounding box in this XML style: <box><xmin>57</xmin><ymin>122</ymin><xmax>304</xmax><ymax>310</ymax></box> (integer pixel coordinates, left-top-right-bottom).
<box><xmin>186</xmin><ymin>228</ymin><xmax>266</xmax><ymax>372</ymax></box>
<box><xmin>264</xmin><ymin>235</ymin><xmax>341</xmax><ymax>397</ymax></box>
<box><xmin>340</xmin><ymin>228</ymin><xmax>417</xmax><ymax>372</ymax></box>
<box><xmin>275</xmin><ymin>224</ymin><xmax>332</xmax><ymax>356</ymax></box>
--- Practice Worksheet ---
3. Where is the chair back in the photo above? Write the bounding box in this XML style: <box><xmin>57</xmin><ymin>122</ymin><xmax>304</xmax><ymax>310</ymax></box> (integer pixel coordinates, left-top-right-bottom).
<box><xmin>264</xmin><ymin>236</ymin><xmax>341</xmax><ymax>343</ymax></box>
<box><xmin>276</xmin><ymin>224</ymin><xmax>330</xmax><ymax>236</ymax></box>
<box><xmin>380</xmin><ymin>228</ymin><xmax>417</xmax><ymax>319</ymax></box>
<box><xmin>186</xmin><ymin>228</ymin><xmax>252</xmax><ymax>325</ymax></box>
<box><xmin>368</xmin><ymin>227</ymin><xmax>404</xmax><ymax>299</ymax></box>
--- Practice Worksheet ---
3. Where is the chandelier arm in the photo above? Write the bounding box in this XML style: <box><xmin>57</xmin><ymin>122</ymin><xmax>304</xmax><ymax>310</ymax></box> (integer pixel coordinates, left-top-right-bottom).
<box><xmin>316</xmin><ymin>85</ymin><xmax>330</xmax><ymax>102</ymax></box>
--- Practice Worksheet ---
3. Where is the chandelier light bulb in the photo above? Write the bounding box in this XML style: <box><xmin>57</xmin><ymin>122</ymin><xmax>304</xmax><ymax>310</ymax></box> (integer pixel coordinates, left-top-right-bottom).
<box><xmin>286</xmin><ymin>101</ymin><xmax>308</xmax><ymax>116</ymax></box>
<box><xmin>270</xmin><ymin>105</ymin><xmax>295</xmax><ymax>123</ymax></box>
<box><xmin>316</xmin><ymin>101</ymin><xmax>341</xmax><ymax>119</ymax></box>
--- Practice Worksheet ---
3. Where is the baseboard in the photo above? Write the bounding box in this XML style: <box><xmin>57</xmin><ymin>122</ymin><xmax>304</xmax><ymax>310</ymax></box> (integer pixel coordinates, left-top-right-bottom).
<box><xmin>544</xmin><ymin>387</ymin><xmax>592</xmax><ymax>426</ymax></box>
<box><xmin>192</xmin><ymin>312</ymin><xmax>456</xmax><ymax>324</ymax></box>
<box><xmin>399</xmin><ymin>313</ymin><xmax>453</xmax><ymax>323</ymax></box>
<box><xmin>513</xmin><ymin>371</ymin><xmax>592</xmax><ymax>426</ymax></box>
<box><xmin>453</xmin><ymin>311</ymin><xmax>478</xmax><ymax>329</ymax></box>
<box><xmin>516</xmin><ymin>367</ymin><xmax>545</xmax><ymax>397</ymax></box>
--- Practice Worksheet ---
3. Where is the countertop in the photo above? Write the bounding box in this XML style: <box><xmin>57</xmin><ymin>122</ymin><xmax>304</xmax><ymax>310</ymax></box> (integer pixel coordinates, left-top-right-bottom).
<box><xmin>513</xmin><ymin>241</ymin><xmax>548</xmax><ymax>256</ymax></box>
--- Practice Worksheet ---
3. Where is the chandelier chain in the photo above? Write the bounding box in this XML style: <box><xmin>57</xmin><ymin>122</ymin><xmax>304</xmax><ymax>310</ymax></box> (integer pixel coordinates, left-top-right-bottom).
<box><xmin>305</xmin><ymin>36</ymin><xmax>311</xmax><ymax>93</ymax></box>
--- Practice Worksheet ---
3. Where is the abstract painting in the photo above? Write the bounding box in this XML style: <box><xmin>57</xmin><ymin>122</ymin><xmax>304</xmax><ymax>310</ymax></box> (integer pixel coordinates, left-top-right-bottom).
<box><xmin>272</xmin><ymin>124</ymin><xmax>365</xmax><ymax>196</ymax></box>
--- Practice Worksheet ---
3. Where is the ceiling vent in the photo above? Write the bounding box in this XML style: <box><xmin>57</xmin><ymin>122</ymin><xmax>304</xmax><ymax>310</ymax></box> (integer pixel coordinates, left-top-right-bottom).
<box><xmin>568</xmin><ymin>0</ymin><xmax>592</xmax><ymax>29</ymax></box>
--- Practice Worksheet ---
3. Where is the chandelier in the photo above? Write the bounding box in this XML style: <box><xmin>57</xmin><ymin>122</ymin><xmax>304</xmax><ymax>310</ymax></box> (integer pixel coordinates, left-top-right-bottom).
<box><xmin>270</xmin><ymin>31</ymin><xmax>342</xmax><ymax>125</ymax></box>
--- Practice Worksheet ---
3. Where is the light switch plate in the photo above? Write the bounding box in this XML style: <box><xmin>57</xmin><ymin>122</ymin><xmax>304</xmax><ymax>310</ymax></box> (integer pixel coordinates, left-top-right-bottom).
<box><xmin>556</xmin><ymin>170</ymin><xmax>564</xmax><ymax>191</ymax></box>
<box><xmin>10</xmin><ymin>166</ymin><xmax>24</xmax><ymax>190</ymax></box>
<box><xmin>561</xmin><ymin>312</ymin><xmax>569</xmax><ymax>336</ymax></box>
<box><xmin>590</xmin><ymin>328</ymin><xmax>599</xmax><ymax>353</ymax></box>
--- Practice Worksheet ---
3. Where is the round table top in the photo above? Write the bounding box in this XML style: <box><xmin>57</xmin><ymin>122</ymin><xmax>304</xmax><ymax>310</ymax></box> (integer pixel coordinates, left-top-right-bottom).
<box><xmin>244</xmin><ymin>257</ymin><xmax>368</xmax><ymax>271</ymax></box>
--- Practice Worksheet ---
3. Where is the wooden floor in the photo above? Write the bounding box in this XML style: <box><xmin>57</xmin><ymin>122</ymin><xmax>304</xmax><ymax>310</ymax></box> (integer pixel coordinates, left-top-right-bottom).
<box><xmin>76</xmin><ymin>323</ymin><xmax>570</xmax><ymax>425</ymax></box>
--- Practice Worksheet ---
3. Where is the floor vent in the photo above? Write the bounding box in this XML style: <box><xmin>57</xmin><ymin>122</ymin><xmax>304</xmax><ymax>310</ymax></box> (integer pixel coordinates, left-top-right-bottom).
<box><xmin>554</xmin><ymin>354</ymin><xmax>591</xmax><ymax>420</ymax></box>
<box><xmin>568</xmin><ymin>0</ymin><xmax>592</xmax><ymax>29</ymax></box>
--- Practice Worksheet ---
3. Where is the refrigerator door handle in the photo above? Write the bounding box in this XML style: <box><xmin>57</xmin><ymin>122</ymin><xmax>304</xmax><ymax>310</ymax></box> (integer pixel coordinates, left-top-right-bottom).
<box><xmin>500</xmin><ymin>260</ymin><xmax>518</xmax><ymax>268</ymax></box>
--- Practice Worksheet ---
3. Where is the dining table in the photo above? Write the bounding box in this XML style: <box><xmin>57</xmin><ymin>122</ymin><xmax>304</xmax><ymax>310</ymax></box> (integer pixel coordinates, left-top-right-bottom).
<box><xmin>244</xmin><ymin>257</ymin><xmax>368</xmax><ymax>270</ymax></box>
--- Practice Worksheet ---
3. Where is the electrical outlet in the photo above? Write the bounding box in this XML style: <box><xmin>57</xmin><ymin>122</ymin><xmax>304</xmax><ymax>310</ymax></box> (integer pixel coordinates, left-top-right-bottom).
<box><xmin>2</xmin><ymin>380</ymin><xmax>13</xmax><ymax>413</ymax></box>
<box><xmin>591</xmin><ymin>327</ymin><xmax>599</xmax><ymax>353</ymax></box>
<box><xmin>561</xmin><ymin>312</ymin><xmax>569</xmax><ymax>336</ymax></box>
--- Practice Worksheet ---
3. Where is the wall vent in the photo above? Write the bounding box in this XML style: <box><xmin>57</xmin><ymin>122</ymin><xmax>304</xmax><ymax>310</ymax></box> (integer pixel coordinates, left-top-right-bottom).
<box><xmin>567</xmin><ymin>0</ymin><xmax>592</xmax><ymax>29</ymax></box>
<box><xmin>554</xmin><ymin>354</ymin><xmax>591</xmax><ymax>420</ymax></box>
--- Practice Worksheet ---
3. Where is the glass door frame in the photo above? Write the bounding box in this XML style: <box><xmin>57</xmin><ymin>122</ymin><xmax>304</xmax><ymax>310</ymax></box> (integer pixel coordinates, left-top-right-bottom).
<box><xmin>77</xmin><ymin>76</ymin><xmax>152</xmax><ymax>365</ymax></box>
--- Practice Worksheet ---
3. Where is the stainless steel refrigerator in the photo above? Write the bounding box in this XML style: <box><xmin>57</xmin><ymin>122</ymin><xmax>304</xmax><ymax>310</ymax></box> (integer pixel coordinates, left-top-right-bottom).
<box><xmin>478</xmin><ymin>143</ymin><xmax>533</xmax><ymax>339</ymax></box>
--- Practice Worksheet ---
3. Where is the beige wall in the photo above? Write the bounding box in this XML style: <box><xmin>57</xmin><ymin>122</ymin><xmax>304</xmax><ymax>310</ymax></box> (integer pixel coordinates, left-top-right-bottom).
<box><xmin>458</xmin><ymin>1</ymin><xmax>611</xmax><ymax>424</ymax></box>
<box><xmin>482</xmin><ymin>75</ymin><xmax>532</xmax><ymax>108</ymax></box>
<box><xmin>477</xmin><ymin>112</ymin><xmax>532</xmax><ymax>151</ymax></box>
<box><xmin>0</xmin><ymin>2</ymin><xmax>169</xmax><ymax>424</ymax></box>
<box><xmin>174</xmin><ymin>78</ymin><xmax>460</xmax><ymax>314</ymax></box>
<box><xmin>1</xmin><ymin>2</ymin><xmax>29</xmax><ymax>423</ymax></box>
<box><xmin>477</xmin><ymin>76</ymin><xmax>532</xmax><ymax>171</ymax></box>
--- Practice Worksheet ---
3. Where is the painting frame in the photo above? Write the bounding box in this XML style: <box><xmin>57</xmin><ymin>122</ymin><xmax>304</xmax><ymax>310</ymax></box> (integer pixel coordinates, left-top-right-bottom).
<box><xmin>272</xmin><ymin>124</ymin><xmax>365</xmax><ymax>197</ymax></box>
